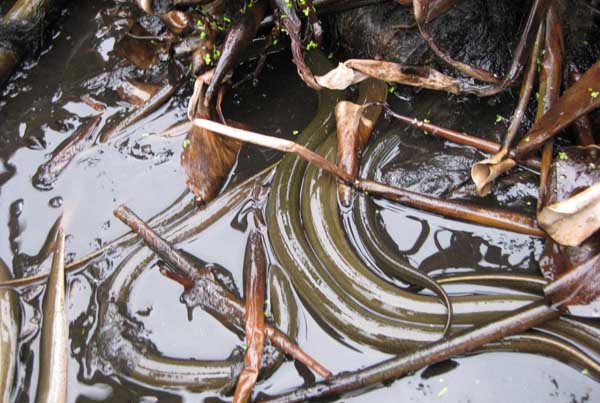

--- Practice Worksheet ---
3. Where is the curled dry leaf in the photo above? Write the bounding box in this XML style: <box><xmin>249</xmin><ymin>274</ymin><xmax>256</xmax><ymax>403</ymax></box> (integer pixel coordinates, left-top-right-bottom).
<box><xmin>336</xmin><ymin>101</ymin><xmax>375</xmax><ymax>204</ymax></box>
<box><xmin>315</xmin><ymin>62</ymin><xmax>367</xmax><ymax>90</ymax></box>
<box><xmin>316</xmin><ymin>59</ymin><xmax>462</xmax><ymax>94</ymax></box>
<box><xmin>470</xmin><ymin>150</ymin><xmax>517</xmax><ymax>197</ymax></box>
<box><xmin>539</xmin><ymin>146</ymin><xmax>600</xmax><ymax>315</ymax></box>
<box><xmin>181</xmin><ymin>125</ymin><xmax>241</xmax><ymax>205</ymax></box>
<box><xmin>335</xmin><ymin>79</ymin><xmax>387</xmax><ymax>206</ymax></box>
<box><xmin>182</xmin><ymin>71</ymin><xmax>241</xmax><ymax>204</ymax></box>
<box><xmin>116</xmin><ymin>78</ymin><xmax>161</xmax><ymax>106</ymax></box>
<box><xmin>470</xmin><ymin>21</ymin><xmax>545</xmax><ymax>197</ymax></box>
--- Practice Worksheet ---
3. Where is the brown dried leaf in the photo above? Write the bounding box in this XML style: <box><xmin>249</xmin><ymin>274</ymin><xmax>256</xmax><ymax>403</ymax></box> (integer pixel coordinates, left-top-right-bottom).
<box><xmin>315</xmin><ymin>59</ymin><xmax>462</xmax><ymax>94</ymax></box>
<box><xmin>335</xmin><ymin>97</ymin><xmax>380</xmax><ymax>205</ymax></box>
<box><xmin>539</xmin><ymin>181</ymin><xmax>600</xmax><ymax>246</ymax></box>
<box><xmin>315</xmin><ymin>62</ymin><xmax>368</xmax><ymax>90</ymax></box>
<box><xmin>513</xmin><ymin>60</ymin><xmax>600</xmax><ymax>159</ymax></box>
<box><xmin>180</xmin><ymin>125</ymin><xmax>241</xmax><ymax>205</ymax></box>
<box><xmin>539</xmin><ymin>146</ymin><xmax>600</xmax><ymax>314</ymax></box>
<box><xmin>181</xmin><ymin>70</ymin><xmax>240</xmax><ymax>205</ymax></box>
<box><xmin>470</xmin><ymin>149</ymin><xmax>516</xmax><ymax>196</ymax></box>
<box><xmin>233</xmin><ymin>220</ymin><xmax>267</xmax><ymax>403</ymax></box>
<box><xmin>161</xmin><ymin>10</ymin><xmax>190</xmax><ymax>35</ymax></box>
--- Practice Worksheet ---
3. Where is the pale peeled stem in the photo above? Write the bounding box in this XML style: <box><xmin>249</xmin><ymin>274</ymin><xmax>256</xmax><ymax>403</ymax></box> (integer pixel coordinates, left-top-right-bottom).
<box><xmin>538</xmin><ymin>180</ymin><xmax>600</xmax><ymax>247</ymax></box>
<box><xmin>470</xmin><ymin>149</ymin><xmax>516</xmax><ymax>196</ymax></box>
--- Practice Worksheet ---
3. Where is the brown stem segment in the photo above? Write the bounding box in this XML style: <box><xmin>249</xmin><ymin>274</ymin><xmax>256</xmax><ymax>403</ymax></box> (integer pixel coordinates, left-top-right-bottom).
<box><xmin>259</xmin><ymin>301</ymin><xmax>558</xmax><ymax>403</ymax></box>
<box><xmin>536</xmin><ymin>4</ymin><xmax>563</xmax><ymax>210</ymax></box>
<box><xmin>192</xmin><ymin>118</ymin><xmax>544</xmax><ymax>236</ymax></box>
<box><xmin>113</xmin><ymin>205</ymin><xmax>332</xmax><ymax>379</ymax></box>
<box><xmin>355</xmin><ymin>179</ymin><xmax>544</xmax><ymax>236</ymax></box>
<box><xmin>369</xmin><ymin>103</ymin><xmax>541</xmax><ymax>170</ymax></box>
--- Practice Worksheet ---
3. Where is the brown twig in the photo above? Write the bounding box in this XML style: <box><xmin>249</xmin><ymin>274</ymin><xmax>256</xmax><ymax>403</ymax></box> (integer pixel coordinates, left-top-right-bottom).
<box><xmin>258</xmin><ymin>301</ymin><xmax>559</xmax><ymax>403</ymax></box>
<box><xmin>192</xmin><ymin>118</ymin><xmax>544</xmax><ymax>236</ymax></box>
<box><xmin>372</xmin><ymin>103</ymin><xmax>541</xmax><ymax>170</ymax></box>
<box><xmin>114</xmin><ymin>205</ymin><xmax>332</xmax><ymax>379</ymax></box>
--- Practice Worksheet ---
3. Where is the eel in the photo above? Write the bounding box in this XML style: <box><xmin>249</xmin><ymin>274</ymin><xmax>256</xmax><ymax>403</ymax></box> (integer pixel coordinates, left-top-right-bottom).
<box><xmin>0</xmin><ymin>259</ymin><xmax>18</xmax><ymax>403</ymax></box>
<box><xmin>266</xmin><ymin>51</ymin><xmax>600</xmax><ymax>358</ymax></box>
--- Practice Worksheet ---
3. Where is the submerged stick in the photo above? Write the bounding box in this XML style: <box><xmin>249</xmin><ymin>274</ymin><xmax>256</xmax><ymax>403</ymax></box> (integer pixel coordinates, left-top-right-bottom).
<box><xmin>374</xmin><ymin>103</ymin><xmax>541</xmax><ymax>170</ymax></box>
<box><xmin>114</xmin><ymin>205</ymin><xmax>332</xmax><ymax>379</ymax></box>
<box><xmin>192</xmin><ymin>119</ymin><xmax>544</xmax><ymax>236</ymax></box>
<box><xmin>99</xmin><ymin>63</ymin><xmax>185</xmax><ymax>143</ymax></box>
<box><xmin>259</xmin><ymin>301</ymin><xmax>558</xmax><ymax>403</ymax></box>
<box><xmin>35</xmin><ymin>226</ymin><xmax>67</xmax><ymax>403</ymax></box>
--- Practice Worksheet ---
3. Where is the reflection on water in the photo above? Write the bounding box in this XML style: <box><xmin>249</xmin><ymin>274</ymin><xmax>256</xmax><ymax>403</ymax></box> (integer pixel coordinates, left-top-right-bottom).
<box><xmin>0</xmin><ymin>0</ymin><xmax>598</xmax><ymax>402</ymax></box>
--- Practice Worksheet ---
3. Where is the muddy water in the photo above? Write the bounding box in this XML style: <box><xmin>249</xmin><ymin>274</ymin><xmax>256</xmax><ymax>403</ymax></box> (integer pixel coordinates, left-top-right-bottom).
<box><xmin>0</xmin><ymin>1</ymin><xmax>598</xmax><ymax>402</ymax></box>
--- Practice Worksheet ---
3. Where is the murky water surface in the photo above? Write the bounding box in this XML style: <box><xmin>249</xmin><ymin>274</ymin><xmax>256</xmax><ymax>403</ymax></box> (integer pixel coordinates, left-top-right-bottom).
<box><xmin>0</xmin><ymin>1</ymin><xmax>598</xmax><ymax>402</ymax></box>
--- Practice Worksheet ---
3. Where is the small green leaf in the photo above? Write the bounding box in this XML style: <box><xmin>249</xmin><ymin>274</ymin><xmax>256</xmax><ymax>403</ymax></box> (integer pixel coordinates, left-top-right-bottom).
<box><xmin>558</xmin><ymin>151</ymin><xmax>568</xmax><ymax>161</ymax></box>
<box><xmin>495</xmin><ymin>114</ymin><xmax>503</xmax><ymax>123</ymax></box>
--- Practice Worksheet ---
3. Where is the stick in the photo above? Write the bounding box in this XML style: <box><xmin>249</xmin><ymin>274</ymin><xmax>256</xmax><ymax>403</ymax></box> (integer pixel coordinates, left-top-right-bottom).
<box><xmin>192</xmin><ymin>119</ymin><xmax>544</xmax><ymax>236</ymax></box>
<box><xmin>259</xmin><ymin>301</ymin><xmax>558</xmax><ymax>403</ymax></box>
<box><xmin>114</xmin><ymin>205</ymin><xmax>332</xmax><ymax>379</ymax></box>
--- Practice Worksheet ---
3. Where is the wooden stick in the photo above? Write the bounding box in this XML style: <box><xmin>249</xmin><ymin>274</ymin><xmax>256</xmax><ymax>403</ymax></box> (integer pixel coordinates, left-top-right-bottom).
<box><xmin>114</xmin><ymin>205</ymin><xmax>332</xmax><ymax>379</ymax></box>
<box><xmin>192</xmin><ymin>119</ymin><xmax>544</xmax><ymax>236</ymax></box>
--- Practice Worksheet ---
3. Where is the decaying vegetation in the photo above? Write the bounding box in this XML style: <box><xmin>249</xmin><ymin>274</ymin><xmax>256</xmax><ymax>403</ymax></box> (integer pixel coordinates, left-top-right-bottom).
<box><xmin>0</xmin><ymin>0</ymin><xmax>599</xmax><ymax>402</ymax></box>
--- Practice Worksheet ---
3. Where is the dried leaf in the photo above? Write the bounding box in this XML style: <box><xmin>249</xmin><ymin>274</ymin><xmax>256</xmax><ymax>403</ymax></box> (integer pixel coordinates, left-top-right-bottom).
<box><xmin>116</xmin><ymin>78</ymin><xmax>161</xmax><ymax>106</ymax></box>
<box><xmin>181</xmin><ymin>125</ymin><xmax>241</xmax><ymax>205</ymax></box>
<box><xmin>513</xmin><ymin>60</ymin><xmax>600</xmax><ymax>159</ymax></box>
<box><xmin>539</xmin><ymin>146</ymin><xmax>600</xmax><ymax>314</ymax></box>
<box><xmin>316</xmin><ymin>59</ymin><xmax>462</xmax><ymax>94</ymax></box>
<box><xmin>470</xmin><ymin>150</ymin><xmax>516</xmax><ymax>196</ymax></box>
<box><xmin>539</xmin><ymin>181</ymin><xmax>600</xmax><ymax>246</ymax></box>
<box><xmin>161</xmin><ymin>10</ymin><xmax>190</xmax><ymax>35</ymax></box>
<box><xmin>335</xmin><ymin>79</ymin><xmax>386</xmax><ymax>205</ymax></box>
<box><xmin>182</xmin><ymin>71</ymin><xmax>241</xmax><ymax>204</ymax></box>
<box><xmin>315</xmin><ymin>62</ymin><xmax>368</xmax><ymax>90</ymax></box>
<box><xmin>233</xmin><ymin>217</ymin><xmax>267</xmax><ymax>403</ymax></box>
